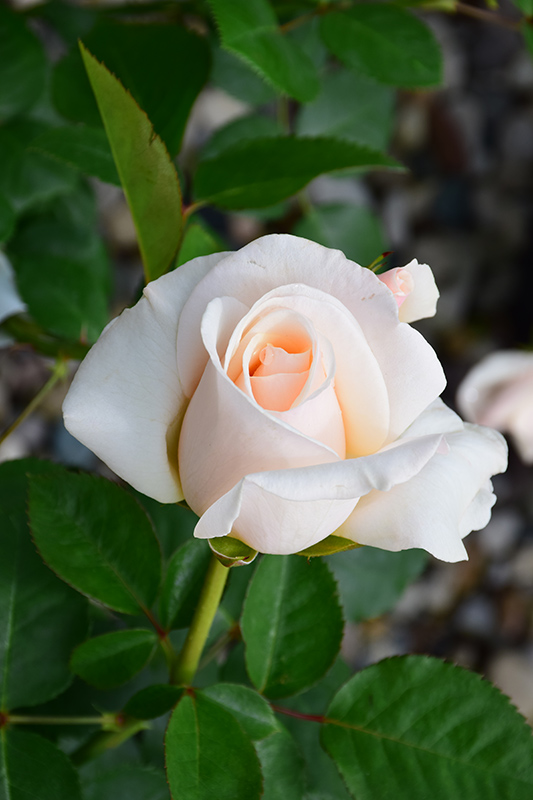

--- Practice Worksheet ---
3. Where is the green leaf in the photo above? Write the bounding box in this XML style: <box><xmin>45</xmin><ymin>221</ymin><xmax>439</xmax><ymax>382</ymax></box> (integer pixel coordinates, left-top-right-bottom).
<box><xmin>54</xmin><ymin>22</ymin><xmax>210</xmax><ymax>156</ymax></box>
<box><xmin>321</xmin><ymin>655</ymin><xmax>533</xmax><ymax>800</ymax></box>
<box><xmin>321</xmin><ymin>5</ymin><xmax>442</xmax><ymax>89</ymax></box>
<box><xmin>166</xmin><ymin>692</ymin><xmax>263</xmax><ymax>800</ymax></box>
<box><xmin>159</xmin><ymin>539</ymin><xmax>212</xmax><ymax>631</ymax></box>
<box><xmin>123</xmin><ymin>684</ymin><xmax>183</xmax><ymax>720</ymax></box>
<box><xmin>202</xmin><ymin>115</ymin><xmax>282</xmax><ymax>161</ymax></box>
<box><xmin>0</xmin><ymin>8</ymin><xmax>46</xmax><ymax>122</ymax></box>
<box><xmin>281</xmin><ymin>659</ymin><xmax>352</xmax><ymax>800</ymax></box>
<box><xmin>206</xmin><ymin>0</ymin><xmax>319</xmax><ymax>102</ymax></box>
<box><xmin>82</xmin><ymin>766</ymin><xmax>168</xmax><ymax>800</ymax></box>
<box><xmin>14</xmin><ymin>253</ymin><xmax>109</xmax><ymax>343</ymax></box>
<box><xmin>0</xmin><ymin>728</ymin><xmax>82</xmax><ymax>800</ymax></box>
<box><xmin>241</xmin><ymin>556</ymin><xmax>344</xmax><ymax>699</ymax></box>
<box><xmin>293</xmin><ymin>204</ymin><xmax>387</xmax><ymax>268</ymax></box>
<box><xmin>0</xmin><ymin>128</ymin><xmax>76</xmax><ymax>215</ymax></box>
<box><xmin>31</xmin><ymin>126</ymin><xmax>120</xmax><ymax>185</ymax></box>
<box><xmin>195</xmin><ymin>136</ymin><xmax>401</xmax><ymax>210</ymax></box>
<box><xmin>202</xmin><ymin>683</ymin><xmax>279</xmax><ymax>741</ymax></box>
<box><xmin>82</xmin><ymin>766</ymin><xmax>169</xmax><ymax>800</ymax></box>
<box><xmin>29</xmin><ymin>470</ymin><xmax>162</xmax><ymax>615</ymax></box>
<box><xmin>80</xmin><ymin>42</ymin><xmax>182</xmax><ymax>282</ymax></box>
<box><xmin>256</xmin><ymin>724</ymin><xmax>307</xmax><ymax>800</ymax></box>
<box><xmin>209</xmin><ymin>537</ymin><xmax>258</xmax><ymax>568</ymax></box>
<box><xmin>522</xmin><ymin>23</ymin><xmax>533</xmax><ymax>57</ymax></box>
<box><xmin>296</xmin><ymin>70</ymin><xmax>395</xmax><ymax>151</ymax></box>
<box><xmin>0</xmin><ymin>195</ymin><xmax>15</xmax><ymax>244</ymax></box>
<box><xmin>211</xmin><ymin>46</ymin><xmax>277</xmax><ymax>105</ymax></box>
<box><xmin>135</xmin><ymin>494</ymin><xmax>198</xmax><ymax>561</ymax></box>
<box><xmin>514</xmin><ymin>0</ymin><xmax>533</xmax><ymax>14</ymax></box>
<box><xmin>0</xmin><ymin>502</ymin><xmax>88</xmax><ymax>712</ymax></box>
<box><xmin>70</xmin><ymin>629</ymin><xmax>158</xmax><ymax>689</ymax></box>
<box><xmin>297</xmin><ymin>535</ymin><xmax>361</xmax><ymax>558</ymax></box>
<box><xmin>327</xmin><ymin>546</ymin><xmax>427</xmax><ymax>622</ymax></box>
<box><xmin>176</xmin><ymin>221</ymin><xmax>226</xmax><ymax>267</ymax></box>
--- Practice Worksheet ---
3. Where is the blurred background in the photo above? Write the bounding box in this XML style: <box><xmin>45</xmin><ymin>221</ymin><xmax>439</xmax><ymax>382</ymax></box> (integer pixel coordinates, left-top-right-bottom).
<box><xmin>2</xmin><ymin>0</ymin><xmax>533</xmax><ymax>728</ymax></box>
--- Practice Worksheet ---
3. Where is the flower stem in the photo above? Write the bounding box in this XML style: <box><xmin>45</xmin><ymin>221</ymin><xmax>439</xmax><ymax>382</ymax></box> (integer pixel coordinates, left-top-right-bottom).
<box><xmin>70</xmin><ymin>718</ymin><xmax>150</xmax><ymax>766</ymax></box>
<box><xmin>172</xmin><ymin>555</ymin><xmax>229</xmax><ymax>686</ymax></box>
<box><xmin>0</xmin><ymin>358</ymin><xmax>68</xmax><ymax>447</ymax></box>
<box><xmin>3</xmin><ymin>714</ymin><xmax>113</xmax><ymax>726</ymax></box>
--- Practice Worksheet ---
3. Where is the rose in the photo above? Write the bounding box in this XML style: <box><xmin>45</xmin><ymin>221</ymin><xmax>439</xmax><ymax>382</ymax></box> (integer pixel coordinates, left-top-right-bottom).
<box><xmin>63</xmin><ymin>234</ymin><xmax>507</xmax><ymax>561</ymax></box>
<box><xmin>457</xmin><ymin>351</ymin><xmax>533</xmax><ymax>463</ymax></box>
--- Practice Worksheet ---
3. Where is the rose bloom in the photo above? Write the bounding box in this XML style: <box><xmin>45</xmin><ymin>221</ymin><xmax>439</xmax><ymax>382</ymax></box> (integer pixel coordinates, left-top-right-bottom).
<box><xmin>457</xmin><ymin>350</ymin><xmax>533</xmax><ymax>464</ymax></box>
<box><xmin>63</xmin><ymin>235</ymin><xmax>507</xmax><ymax>561</ymax></box>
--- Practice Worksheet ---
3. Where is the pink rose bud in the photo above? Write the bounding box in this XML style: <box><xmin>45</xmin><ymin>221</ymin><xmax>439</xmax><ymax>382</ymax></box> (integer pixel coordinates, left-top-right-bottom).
<box><xmin>378</xmin><ymin>260</ymin><xmax>439</xmax><ymax>323</ymax></box>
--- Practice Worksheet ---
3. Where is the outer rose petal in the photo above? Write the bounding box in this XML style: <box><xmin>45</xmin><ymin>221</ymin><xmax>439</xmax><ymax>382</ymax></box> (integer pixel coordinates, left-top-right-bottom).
<box><xmin>62</xmin><ymin>252</ymin><xmax>226</xmax><ymax>502</ymax></box>
<box><xmin>457</xmin><ymin>351</ymin><xmax>533</xmax><ymax>463</ymax></box>
<box><xmin>193</xmin><ymin>432</ymin><xmax>446</xmax><ymax>554</ymax></box>
<box><xmin>396</xmin><ymin>260</ymin><xmax>439</xmax><ymax>323</ymax></box>
<box><xmin>177</xmin><ymin>235</ymin><xmax>446</xmax><ymax>441</ymax></box>
<box><xmin>337</xmin><ymin>407</ymin><xmax>508</xmax><ymax>562</ymax></box>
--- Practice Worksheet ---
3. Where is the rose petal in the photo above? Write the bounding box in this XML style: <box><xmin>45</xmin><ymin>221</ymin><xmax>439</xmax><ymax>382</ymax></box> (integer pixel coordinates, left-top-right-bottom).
<box><xmin>194</xmin><ymin>431</ymin><xmax>446</xmax><ymax>553</ymax></box>
<box><xmin>63</xmin><ymin>252</ymin><xmax>225</xmax><ymax>502</ymax></box>
<box><xmin>395</xmin><ymin>260</ymin><xmax>439</xmax><ymax>323</ymax></box>
<box><xmin>225</xmin><ymin>284</ymin><xmax>391</xmax><ymax>456</ymax></box>
<box><xmin>178</xmin><ymin>297</ymin><xmax>341</xmax><ymax>515</ymax></box>
<box><xmin>338</xmin><ymin>417</ymin><xmax>508</xmax><ymax>562</ymax></box>
<box><xmin>177</xmin><ymin>235</ymin><xmax>445</xmax><ymax>440</ymax></box>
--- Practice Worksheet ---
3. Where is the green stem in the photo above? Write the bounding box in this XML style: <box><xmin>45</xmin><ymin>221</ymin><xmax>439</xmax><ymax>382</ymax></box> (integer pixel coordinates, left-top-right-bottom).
<box><xmin>172</xmin><ymin>555</ymin><xmax>229</xmax><ymax>686</ymax></box>
<box><xmin>6</xmin><ymin>715</ymin><xmax>113</xmax><ymax>726</ymax></box>
<box><xmin>70</xmin><ymin>719</ymin><xmax>150</xmax><ymax>767</ymax></box>
<box><xmin>1</xmin><ymin>315</ymin><xmax>90</xmax><ymax>360</ymax></box>
<box><xmin>0</xmin><ymin>358</ymin><xmax>68</xmax><ymax>447</ymax></box>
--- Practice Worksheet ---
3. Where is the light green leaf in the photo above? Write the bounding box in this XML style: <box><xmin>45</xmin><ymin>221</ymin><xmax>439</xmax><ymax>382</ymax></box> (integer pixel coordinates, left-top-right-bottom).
<box><xmin>514</xmin><ymin>0</ymin><xmax>533</xmax><ymax>14</ymax></box>
<box><xmin>209</xmin><ymin>537</ymin><xmax>258</xmax><ymax>567</ymax></box>
<box><xmin>0</xmin><ymin>729</ymin><xmax>82</xmax><ymax>800</ymax></box>
<box><xmin>297</xmin><ymin>535</ymin><xmax>361</xmax><ymax>558</ymax></box>
<box><xmin>70</xmin><ymin>629</ymin><xmax>158</xmax><ymax>689</ymax></box>
<box><xmin>327</xmin><ymin>546</ymin><xmax>427</xmax><ymax>622</ymax></box>
<box><xmin>159</xmin><ymin>539</ymin><xmax>212</xmax><ymax>631</ymax></box>
<box><xmin>522</xmin><ymin>22</ymin><xmax>533</xmax><ymax>56</ymax></box>
<box><xmin>256</xmin><ymin>724</ymin><xmax>307</xmax><ymax>800</ymax></box>
<box><xmin>176</xmin><ymin>221</ymin><xmax>226</xmax><ymax>267</ymax></box>
<box><xmin>321</xmin><ymin>5</ymin><xmax>442</xmax><ymax>89</ymax></box>
<box><xmin>322</xmin><ymin>656</ymin><xmax>533</xmax><ymax>800</ymax></box>
<box><xmin>293</xmin><ymin>203</ymin><xmax>387</xmax><ymax>268</ymax></box>
<box><xmin>166</xmin><ymin>692</ymin><xmax>263</xmax><ymax>800</ymax></box>
<box><xmin>29</xmin><ymin>470</ymin><xmax>162</xmax><ymax>616</ymax></box>
<box><xmin>206</xmin><ymin>0</ymin><xmax>320</xmax><ymax>102</ymax></box>
<box><xmin>202</xmin><ymin>683</ymin><xmax>279</xmax><ymax>741</ymax></box>
<box><xmin>241</xmin><ymin>556</ymin><xmax>344</xmax><ymax>698</ymax></box>
<box><xmin>296</xmin><ymin>70</ymin><xmax>395</xmax><ymax>151</ymax></box>
<box><xmin>202</xmin><ymin>115</ymin><xmax>282</xmax><ymax>161</ymax></box>
<box><xmin>0</xmin><ymin>8</ymin><xmax>46</xmax><ymax>121</ymax></box>
<box><xmin>195</xmin><ymin>136</ymin><xmax>401</xmax><ymax>210</ymax></box>
<box><xmin>31</xmin><ymin>126</ymin><xmax>120</xmax><ymax>185</ymax></box>
<box><xmin>80</xmin><ymin>42</ymin><xmax>182</xmax><ymax>282</ymax></box>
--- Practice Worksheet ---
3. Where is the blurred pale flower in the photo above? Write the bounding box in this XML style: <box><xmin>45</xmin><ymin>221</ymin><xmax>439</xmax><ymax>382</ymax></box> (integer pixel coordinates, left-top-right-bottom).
<box><xmin>457</xmin><ymin>351</ymin><xmax>533</xmax><ymax>463</ymax></box>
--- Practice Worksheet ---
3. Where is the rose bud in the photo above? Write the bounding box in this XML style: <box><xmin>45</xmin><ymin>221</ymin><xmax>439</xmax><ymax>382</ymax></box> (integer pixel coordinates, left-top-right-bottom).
<box><xmin>377</xmin><ymin>260</ymin><xmax>439</xmax><ymax>323</ymax></box>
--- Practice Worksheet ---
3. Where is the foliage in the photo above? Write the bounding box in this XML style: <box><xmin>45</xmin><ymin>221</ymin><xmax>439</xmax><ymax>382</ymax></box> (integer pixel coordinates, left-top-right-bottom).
<box><xmin>1</xmin><ymin>2</ymin><xmax>533</xmax><ymax>799</ymax></box>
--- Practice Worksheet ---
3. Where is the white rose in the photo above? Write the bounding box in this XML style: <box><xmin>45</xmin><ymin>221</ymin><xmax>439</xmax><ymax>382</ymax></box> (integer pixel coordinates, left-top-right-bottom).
<box><xmin>63</xmin><ymin>234</ymin><xmax>507</xmax><ymax>561</ymax></box>
<box><xmin>457</xmin><ymin>350</ymin><xmax>533</xmax><ymax>463</ymax></box>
